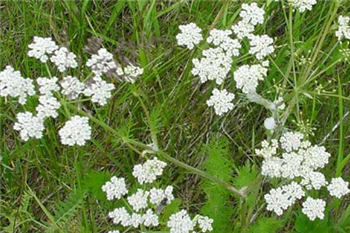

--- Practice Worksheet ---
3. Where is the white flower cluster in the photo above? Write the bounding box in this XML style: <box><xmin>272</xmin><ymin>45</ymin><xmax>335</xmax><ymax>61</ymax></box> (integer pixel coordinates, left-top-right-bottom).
<box><xmin>58</xmin><ymin>116</ymin><xmax>91</xmax><ymax>146</ymax></box>
<box><xmin>0</xmin><ymin>66</ymin><xmax>35</xmax><ymax>104</ymax></box>
<box><xmin>83</xmin><ymin>76</ymin><xmax>115</xmax><ymax>106</ymax></box>
<box><xmin>102</xmin><ymin>176</ymin><xmax>128</xmax><ymax>200</ymax></box>
<box><xmin>206</xmin><ymin>88</ymin><xmax>235</xmax><ymax>116</ymax></box>
<box><xmin>233</xmin><ymin>64</ymin><xmax>268</xmax><ymax>94</ymax></box>
<box><xmin>176</xmin><ymin>23</ymin><xmax>203</xmax><ymax>49</ymax></box>
<box><xmin>167</xmin><ymin>210</ymin><xmax>214</xmax><ymax>233</ymax></box>
<box><xmin>132</xmin><ymin>157</ymin><xmax>167</xmax><ymax>184</ymax></box>
<box><xmin>36</xmin><ymin>77</ymin><xmax>61</xmax><ymax>118</ymax></box>
<box><xmin>257</xmin><ymin>131</ymin><xmax>350</xmax><ymax>220</ymax></box>
<box><xmin>86</xmin><ymin>48</ymin><xmax>116</xmax><ymax>75</ymax></box>
<box><xmin>103</xmin><ymin>157</ymin><xmax>213</xmax><ymax>232</ymax></box>
<box><xmin>50</xmin><ymin>47</ymin><xmax>78</xmax><ymax>72</ymax></box>
<box><xmin>13</xmin><ymin>112</ymin><xmax>45</xmax><ymax>141</ymax></box>
<box><xmin>335</xmin><ymin>15</ymin><xmax>350</xmax><ymax>41</ymax></box>
<box><xmin>117</xmin><ymin>64</ymin><xmax>144</xmax><ymax>83</ymax></box>
<box><xmin>289</xmin><ymin>0</ymin><xmax>318</xmax><ymax>13</ymax></box>
<box><xmin>302</xmin><ymin>197</ymin><xmax>325</xmax><ymax>221</ymax></box>
<box><xmin>60</xmin><ymin>76</ymin><xmax>85</xmax><ymax>100</ymax></box>
<box><xmin>177</xmin><ymin>3</ymin><xmax>276</xmax><ymax>116</ymax></box>
<box><xmin>28</xmin><ymin>37</ymin><xmax>58</xmax><ymax>62</ymax></box>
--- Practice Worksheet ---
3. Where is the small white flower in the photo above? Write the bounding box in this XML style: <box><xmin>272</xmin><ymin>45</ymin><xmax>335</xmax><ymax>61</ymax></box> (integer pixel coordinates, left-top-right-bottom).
<box><xmin>240</xmin><ymin>3</ymin><xmax>265</xmax><ymax>26</ymax></box>
<box><xmin>233</xmin><ymin>64</ymin><xmax>268</xmax><ymax>94</ymax></box>
<box><xmin>264</xmin><ymin>117</ymin><xmax>276</xmax><ymax>130</ymax></box>
<box><xmin>279</xmin><ymin>131</ymin><xmax>304</xmax><ymax>152</ymax></box>
<box><xmin>58</xmin><ymin>115</ymin><xmax>91</xmax><ymax>146</ymax></box>
<box><xmin>255</xmin><ymin>139</ymin><xmax>279</xmax><ymax>159</ymax></box>
<box><xmin>119</xmin><ymin>64</ymin><xmax>144</xmax><ymax>83</ymax></box>
<box><xmin>108</xmin><ymin>231</ymin><xmax>120</xmax><ymax>233</ymax></box>
<box><xmin>0</xmin><ymin>66</ymin><xmax>35</xmax><ymax>104</ymax></box>
<box><xmin>176</xmin><ymin>23</ymin><xmax>203</xmax><ymax>50</ymax></box>
<box><xmin>289</xmin><ymin>0</ymin><xmax>318</xmax><ymax>13</ymax></box>
<box><xmin>149</xmin><ymin>186</ymin><xmax>174</xmax><ymax>206</ymax></box>
<box><xmin>232</xmin><ymin>21</ymin><xmax>255</xmax><ymax>39</ymax></box>
<box><xmin>302</xmin><ymin>197</ymin><xmax>326</xmax><ymax>221</ymax></box>
<box><xmin>60</xmin><ymin>76</ymin><xmax>85</xmax><ymax>100</ymax></box>
<box><xmin>13</xmin><ymin>112</ymin><xmax>45</xmax><ymax>141</ymax></box>
<box><xmin>102</xmin><ymin>176</ymin><xmax>128</xmax><ymax>201</ymax></box>
<box><xmin>142</xmin><ymin>209</ymin><xmax>159</xmax><ymax>227</ymax></box>
<box><xmin>50</xmin><ymin>47</ymin><xmax>78</xmax><ymax>72</ymax></box>
<box><xmin>206</xmin><ymin>88</ymin><xmax>235</xmax><ymax>116</ymax></box>
<box><xmin>248</xmin><ymin>34</ymin><xmax>274</xmax><ymax>60</ymax></box>
<box><xmin>132</xmin><ymin>157</ymin><xmax>167</xmax><ymax>184</ymax></box>
<box><xmin>327</xmin><ymin>177</ymin><xmax>350</xmax><ymax>198</ymax></box>
<box><xmin>86</xmin><ymin>48</ymin><xmax>116</xmax><ymax>75</ymax></box>
<box><xmin>28</xmin><ymin>37</ymin><xmax>58</xmax><ymax>62</ymax></box>
<box><xmin>36</xmin><ymin>95</ymin><xmax>61</xmax><ymax>119</ymax></box>
<box><xmin>194</xmin><ymin>215</ymin><xmax>214</xmax><ymax>232</ymax></box>
<box><xmin>192</xmin><ymin>47</ymin><xmax>233</xmax><ymax>85</ymax></box>
<box><xmin>36</xmin><ymin>77</ymin><xmax>60</xmax><ymax>96</ymax></box>
<box><xmin>130</xmin><ymin>213</ymin><xmax>143</xmax><ymax>228</ymax></box>
<box><xmin>83</xmin><ymin>76</ymin><xmax>115</xmax><ymax>106</ymax></box>
<box><xmin>167</xmin><ymin>210</ymin><xmax>194</xmax><ymax>233</ymax></box>
<box><xmin>127</xmin><ymin>189</ymin><xmax>149</xmax><ymax>212</ymax></box>
<box><xmin>108</xmin><ymin>207</ymin><xmax>131</xmax><ymax>226</ymax></box>
<box><xmin>335</xmin><ymin>15</ymin><xmax>350</xmax><ymax>41</ymax></box>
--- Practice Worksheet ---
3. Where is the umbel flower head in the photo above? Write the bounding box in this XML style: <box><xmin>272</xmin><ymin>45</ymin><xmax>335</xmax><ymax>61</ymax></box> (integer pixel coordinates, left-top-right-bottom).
<box><xmin>176</xmin><ymin>23</ymin><xmax>203</xmax><ymax>50</ymax></box>
<box><xmin>50</xmin><ymin>47</ymin><xmax>78</xmax><ymax>72</ymax></box>
<box><xmin>103</xmin><ymin>156</ymin><xmax>213</xmax><ymax>232</ymax></box>
<box><xmin>288</xmin><ymin>0</ymin><xmax>318</xmax><ymax>13</ymax></box>
<box><xmin>206</xmin><ymin>88</ymin><xmax>235</xmax><ymax>116</ymax></box>
<box><xmin>335</xmin><ymin>15</ymin><xmax>350</xmax><ymax>41</ymax></box>
<box><xmin>86</xmin><ymin>48</ymin><xmax>116</xmax><ymax>75</ymax></box>
<box><xmin>83</xmin><ymin>76</ymin><xmax>115</xmax><ymax>106</ymax></box>
<box><xmin>28</xmin><ymin>36</ymin><xmax>58</xmax><ymax>62</ymax></box>
<box><xmin>257</xmin><ymin>131</ymin><xmax>350</xmax><ymax>220</ymax></box>
<box><xmin>14</xmin><ymin>111</ymin><xmax>45</xmax><ymax>141</ymax></box>
<box><xmin>0</xmin><ymin>66</ymin><xmax>35</xmax><ymax>104</ymax></box>
<box><xmin>58</xmin><ymin>116</ymin><xmax>91</xmax><ymax>146</ymax></box>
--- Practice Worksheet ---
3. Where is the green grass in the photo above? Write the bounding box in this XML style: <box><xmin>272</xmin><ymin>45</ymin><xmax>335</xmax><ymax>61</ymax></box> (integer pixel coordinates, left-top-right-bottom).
<box><xmin>1</xmin><ymin>0</ymin><xmax>350</xmax><ymax>232</ymax></box>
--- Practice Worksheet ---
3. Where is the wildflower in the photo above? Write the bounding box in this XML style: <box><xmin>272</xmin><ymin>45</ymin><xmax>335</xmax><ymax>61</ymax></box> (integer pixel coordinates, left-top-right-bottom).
<box><xmin>127</xmin><ymin>189</ymin><xmax>149</xmax><ymax>212</ymax></box>
<box><xmin>149</xmin><ymin>186</ymin><xmax>174</xmax><ymax>205</ymax></box>
<box><xmin>232</xmin><ymin>21</ymin><xmax>255</xmax><ymax>39</ymax></box>
<box><xmin>192</xmin><ymin>47</ymin><xmax>233</xmax><ymax>85</ymax></box>
<box><xmin>58</xmin><ymin>115</ymin><xmax>91</xmax><ymax>146</ymax></box>
<box><xmin>36</xmin><ymin>77</ymin><xmax>60</xmax><ymax>95</ymax></box>
<box><xmin>233</xmin><ymin>64</ymin><xmax>268</xmax><ymax>94</ymax></box>
<box><xmin>206</xmin><ymin>88</ymin><xmax>235</xmax><ymax>116</ymax></box>
<box><xmin>264</xmin><ymin>117</ymin><xmax>276</xmax><ymax>130</ymax></box>
<box><xmin>279</xmin><ymin>131</ymin><xmax>304</xmax><ymax>152</ymax></box>
<box><xmin>132</xmin><ymin>157</ymin><xmax>167</xmax><ymax>184</ymax></box>
<box><xmin>108</xmin><ymin>207</ymin><xmax>131</xmax><ymax>226</ymax></box>
<box><xmin>167</xmin><ymin>210</ymin><xmax>194</xmax><ymax>233</ymax></box>
<box><xmin>300</xmin><ymin>171</ymin><xmax>327</xmax><ymax>190</ymax></box>
<box><xmin>13</xmin><ymin>112</ymin><xmax>45</xmax><ymax>141</ymax></box>
<box><xmin>289</xmin><ymin>0</ymin><xmax>318</xmax><ymax>13</ymax></box>
<box><xmin>302</xmin><ymin>197</ymin><xmax>326</xmax><ymax>221</ymax></box>
<box><xmin>255</xmin><ymin>139</ymin><xmax>279</xmax><ymax>159</ymax></box>
<box><xmin>130</xmin><ymin>213</ymin><xmax>143</xmax><ymax>228</ymax></box>
<box><xmin>327</xmin><ymin>177</ymin><xmax>350</xmax><ymax>198</ymax></box>
<box><xmin>194</xmin><ymin>215</ymin><xmax>214</xmax><ymax>232</ymax></box>
<box><xmin>117</xmin><ymin>64</ymin><xmax>144</xmax><ymax>83</ymax></box>
<box><xmin>240</xmin><ymin>3</ymin><xmax>265</xmax><ymax>26</ymax></box>
<box><xmin>60</xmin><ymin>76</ymin><xmax>85</xmax><ymax>100</ymax></box>
<box><xmin>176</xmin><ymin>23</ymin><xmax>203</xmax><ymax>49</ymax></box>
<box><xmin>28</xmin><ymin>36</ymin><xmax>58</xmax><ymax>62</ymax></box>
<box><xmin>142</xmin><ymin>209</ymin><xmax>159</xmax><ymax>227</ymax></box>
<box><xmin>83</xmin><ymin>76</ymin><xmax>115</xmax><ymax>105</ymax></box>
<box><xmin>50</xmin><ymin>47</ymin><xmax>78</xmax><ymax>72</ymax></box>
<box><xmin>265</xmin><ymin>182</ymin><xmax>305</xmax><ymax>216</ymax></box>
<box><xmin>207</xmin><ymin>29</ymin><xmax>241</xmax><ymax>56</ymax></box>
<box><xmin>36</xmin><ymin>95</ymin><xmax>61</xmax><ymax>119</ymax></box>
<box><xmin>335</xmin><ymin>15</ymin><xmax>350</xmax><ymax>41</ymax></box>
<box><xmin>108</xmin><ymin>231</ymin><xmax>120</xmax><ymax>233</ymax></box>
<box><xmin>86</xmin><ymin>48</ymin><xmax>116</xmax><ymax>75</ymax></box>
<box><xmin>248</xmin><ymin>34</ymin><xmax>274</xmax><ymax>60</ymax></box>
<box><xmin>0</xmin><ymin>66</ymin><xmax>35</xmax><ymax>104</ymax></box>
<box><xmin>102</xmin><ymin>176</ymin><xmax>128</xmax><ymax>201</ymax></box>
